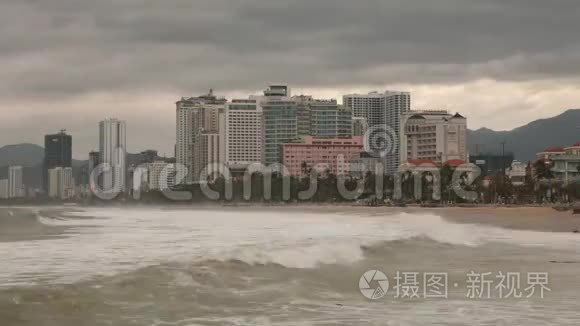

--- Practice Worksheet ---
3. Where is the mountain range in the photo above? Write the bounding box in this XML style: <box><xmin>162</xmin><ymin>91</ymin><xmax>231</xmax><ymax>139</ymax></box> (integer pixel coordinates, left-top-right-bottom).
<box><xmin>1</xmin><ymin>108</ymin><xmax>579</xmax><ymax>186</ymax></box>
<box><xmin>468</xmin><ymin>108</ymin><xmax>580</xmax><ymax>161</ymax></box>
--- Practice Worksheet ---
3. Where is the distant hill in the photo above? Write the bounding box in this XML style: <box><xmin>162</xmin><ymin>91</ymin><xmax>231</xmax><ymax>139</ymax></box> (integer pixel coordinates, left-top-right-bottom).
<box><xmin>468</xmin><ymin>109</ymin><xmax>580</xmax><ymax>162</ymax></box>
<box><xmin>0</xmin><ymin>143</ymin><xmax>44</xmax><ymax>167</ymax></box>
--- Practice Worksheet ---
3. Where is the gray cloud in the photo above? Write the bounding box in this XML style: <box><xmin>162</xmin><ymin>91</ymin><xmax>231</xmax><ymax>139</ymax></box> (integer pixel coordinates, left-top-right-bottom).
<box><xmin>1</xmin><ymin>0</ymin><xmax>580</xmax><ymax>157</ymax></box>
<box><xmin>1</xmin><ymin>0</ymin><xmax>580</xmax><ymax>97</ymax></box>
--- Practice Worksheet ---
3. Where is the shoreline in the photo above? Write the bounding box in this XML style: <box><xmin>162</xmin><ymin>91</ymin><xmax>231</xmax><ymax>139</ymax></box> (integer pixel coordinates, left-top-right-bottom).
<box><xmin>1</xmin><ymin>205</ymin><xmax>579</xmax><ymax>242</ymax></box>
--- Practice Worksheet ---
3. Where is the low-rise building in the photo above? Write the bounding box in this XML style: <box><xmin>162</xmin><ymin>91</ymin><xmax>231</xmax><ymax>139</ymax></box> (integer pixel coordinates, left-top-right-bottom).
<box><xmin>146</xmin><ymin>162</ymin><xmax>176</xmax><ymax>190</ymax></box>
<box><xmin>281</xmin><ymin>136</ymin><xmax>364</xmax><ymax>176</ymax></box>
<box><xmin>549</xmin><ymin>143</ymin><xmax>580</xmax><ymax>183</ymax></box>
<box><xmin>506</xmin><ymin>160</ymin><xmax>527</xmax><ymax>186</ymax></box>
<box><xmin>400</xmin><ymin>110</ymin><xmax>467</xmax><ymax>165</ymax></box>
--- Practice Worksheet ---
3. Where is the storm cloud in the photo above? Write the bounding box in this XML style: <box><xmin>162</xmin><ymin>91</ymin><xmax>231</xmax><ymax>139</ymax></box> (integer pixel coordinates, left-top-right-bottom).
<box><xmin>1</xmin><ymin>0</ymin><xmax>580</xmax><ymax>157</ymax></box>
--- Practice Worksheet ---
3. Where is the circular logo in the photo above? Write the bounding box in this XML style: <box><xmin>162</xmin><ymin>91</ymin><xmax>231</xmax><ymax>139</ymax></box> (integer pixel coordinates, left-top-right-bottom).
<box><xmin>363</xmin><ymin>125</ymin><xmax>398</xmax><ymax>158</ymax></box>
<box><xmin>359</xmin><ymin>269</ymin><xmax>389</xmax><ymax>300</ymax></box>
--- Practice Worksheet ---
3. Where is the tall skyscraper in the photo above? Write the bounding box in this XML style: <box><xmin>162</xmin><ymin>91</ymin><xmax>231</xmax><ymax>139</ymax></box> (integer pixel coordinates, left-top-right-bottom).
<box><xmin>8</xmin><ymin>165</ymin><xmax>24</xmax><ymax>198</ymax></box>
<box><xmin>99</xmin><ymin>118</ymin><xmax>126</xmax><ymax>192</ymax></box>
<box><xmin>343</xmin><ymin>91</ymin><xmax>411</xmax><ymax>174</ymax></box>
<box><xmin>175</xmin><ymin>89</ymin><xmax>226</xmax><ymax>183</ymax></box>
<box><xmin>43</xmin><ymin>130</ymin><xmax>72</xmax><ymax>191</ymax></box>
<box><xmin>262</xmin><ymin>100</ymin><xmax>298</xmax><ymax>164</ymax></box>
<box><xmin>222</xmin><ymin>99</ymin><xmax>264</xmax><ymax>172</ymax></box>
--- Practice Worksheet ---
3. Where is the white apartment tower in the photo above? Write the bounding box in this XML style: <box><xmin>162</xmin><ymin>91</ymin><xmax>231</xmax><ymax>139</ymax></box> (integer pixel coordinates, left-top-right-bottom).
<box><xmin>99</xmin><ymin>118</ymin><xmax>126</xmax><ymax>192</ymax></box>
<box><xmin>222</xmin><ymin>99</ymin><xmax>264</xmax><ymax>171</ymax></box>
<box><xmin>8</xmin><ymin>165</ymin><xmax>24</xmax><ymax>198</ymax></box>
<box><xmin>400</xmin><ymin>111</ymin><xmax>467</xmax><ymax>164</ymax></box>
<box><xmin>48</xmin><ymin>167</ymin><xmax>75</xmax><ymax>199</ymax></box>
<box><xmin>343</xmin><ymin>91</ymin><xmax>411</xmax><ymax>174</ymax></box>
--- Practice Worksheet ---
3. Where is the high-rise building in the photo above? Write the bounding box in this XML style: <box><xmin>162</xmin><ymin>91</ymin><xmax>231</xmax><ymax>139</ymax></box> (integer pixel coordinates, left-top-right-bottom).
<box><xmin>43</xmin><ymin>130</ymin><xmax>72</xmax><ymax>191</ymax></box>
<box><xmin>222</xmin><ymin>99</ymin><xmax>264</xmax><ymax>171</ymax></box>
<box><xmin>352</xmin><ymin>117</ymin><xmax>367</xmax><ymax>137</ymax></box>
<box><xmin>198</xmin><ymin>132</ymin><xmax>222</xmax><ymax>179</ymax></box>
<box><xmin>309</xmin><ymin>100</ymin><xmax>352</xmax><ymax>139</ymax></box>
<box><xmin>343</xmin><ymin>91</ymin><xmax>411</xmax><ymax>174</ymax></box>
<box><xmin>175</xmin><ymin>90</ymin><xmax>226</xmax><ymax>183</ymax></box>
<box><xmin>294</xmin><ymin>95</ymin><xmax>313</xmax><ymax>137</ymax></box>
<box><xmin>0</xmin><ymin>179</ymin><xmax>8</xmax><ymax>199</ymax></box>
<box><xmin>400</xmin><ymin>111</ymin><xmax>468</xmax><ymax>165</ymax></box>
<box><xmin>48</xmin><ymin>167</ymin><xmax>74</xmax><ymax>199</ymax></box>
<box><xmin>99</xmin><ymin>118</ymin><xmax>126</xmax><ymax>192</ymax></box>
<box><xmin>8</xmin><ymin>165</ymin><xmax>24</xmax><ymax>198</ymax></box>
<box><xmin>262</xmin><ymin>100</ymin><xmax>298</xmax><ymax>164</ymax></box>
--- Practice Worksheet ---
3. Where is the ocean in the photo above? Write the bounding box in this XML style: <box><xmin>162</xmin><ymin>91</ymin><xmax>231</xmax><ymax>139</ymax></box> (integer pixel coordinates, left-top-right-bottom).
<box><xmin>0</xmin><ymin>207</ymin><xmax>578</xmax><ymax>325</ymax></box>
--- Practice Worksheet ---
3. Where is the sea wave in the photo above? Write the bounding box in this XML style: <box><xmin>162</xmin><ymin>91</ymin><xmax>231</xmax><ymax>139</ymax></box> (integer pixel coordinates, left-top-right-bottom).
<box><xmin>0</xmin><ymin>207</ymin><xmax>578</xmax><ymax>287</ymax></box>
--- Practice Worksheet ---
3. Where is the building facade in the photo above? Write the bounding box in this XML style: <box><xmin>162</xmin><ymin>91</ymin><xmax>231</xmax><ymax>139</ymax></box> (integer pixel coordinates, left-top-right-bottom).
<box><xmin>352</xmin><ymin>117</ymin><xmax>367</xmax><ymax>137</ymax></box>
<box><xmin>43</xmin><ymin>130</ymin><xmax>72</xmax><ymax>191</ymax></box>
<box><xmin>400</xmin><ymin>111</ymin><xmax>467</xmax><ymax>164</ymax></box>
<box><xmin>176</xmin><ymin>90</ymin><xmax>226</xmax><ymax>183</ymax></box>
<box><xmin>262</xmin><ymin>100</ymin><xmax>298</xmax><ymax>164</ymax></box>
<box><xmin>0</xmin><ymin>179</ymin><xmax>8</xmax><ymax>199</ymax></box>
<box><xmin>548</xmin><ymin>143</ymin><xmax>580</xmax><ymax>183</ymax></box>
<box><xmin>309</xmin><ymin>100</ymin><xmax>353</xmax><ymax>139</ymax></box>
<box><xmin>281</xmin><ymin>136</ymin><xmax>364</xmax><ymax>176</ymax></box>
<box><xmin>294</xmin><ymin>95</ymin><xmax>313</xmax><ymax>137</ymax></box>
<box><xmin>343</xmin><ymin>91</ymin><xmax>411</xmax><ymax>174</ymax></box>
<box><xmin>222</xmin><ymin>99</ymin><xmax>264</xmax><ymax>171</ymax></box>
<box><xmin>48</xmin><ymin>167</ymin><xmax>74</xmax><ymax>199</ymax></box>
<box><xmin>470</xmin><ymin>153</ymin><xmax>515</xmax><ymax>176</ymax></box>
<box><xmin>99</xmin><ymin>118</ymin><xmax>126</xmax><ymax>192</ymax></box>
<box><xmin>506</xmin><ymin>160</ymin><xmax>527</xmax><ymax>186</ymax></box>
<box><xmin>198</xmin><ymin>132</ymin><xmax>222</xmax><ymax>179</ymax></box>
<box><xmin>8</xmin><ymin>165</ymin><xmax>24</xmax><ymax>198</ymax></box>
<box><xmin>146</xmin><ymin>162</ymin><xmax>175</xmax><ymax>190</ymax></box>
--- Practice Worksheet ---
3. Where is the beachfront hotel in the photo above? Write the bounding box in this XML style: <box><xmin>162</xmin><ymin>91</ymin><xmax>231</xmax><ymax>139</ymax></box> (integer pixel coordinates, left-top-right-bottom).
<box><xmin>222</xmin><ymin>99</ymin><xmax>264</xmax><ymax>172</ymax></box>
<box><xmin>281</xmin><ymin>136</ymin><xmax>364</xmax><ymax>176</ymax></box>
<box><xmin>400</xmin><ymin>110</ymin><xmax>468</xmax><ymax>164</ymax></box>
<box><xmin>343</xmin><ymin>91</ymin><xmax>411</xmax><ymax>175</ymax></box>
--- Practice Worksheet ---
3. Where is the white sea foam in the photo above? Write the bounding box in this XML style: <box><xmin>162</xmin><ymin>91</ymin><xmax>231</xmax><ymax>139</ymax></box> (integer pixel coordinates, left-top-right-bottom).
<box><xmin>0</xmin><ymin>207</ymin><xmax>578</xmax><ymax>286</ymax></box>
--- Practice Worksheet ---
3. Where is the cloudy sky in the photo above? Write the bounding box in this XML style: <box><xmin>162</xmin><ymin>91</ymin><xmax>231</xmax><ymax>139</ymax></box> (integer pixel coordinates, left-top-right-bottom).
<box><xmin>1</xmin><ymin>0</ymin><xmax>580</xmax><ymax>158</ymax></box>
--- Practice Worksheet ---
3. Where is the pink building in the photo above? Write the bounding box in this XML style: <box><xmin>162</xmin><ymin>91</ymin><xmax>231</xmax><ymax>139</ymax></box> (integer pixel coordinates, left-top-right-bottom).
<box><xmin>281</xmin><ymin>136</ymin><xmax>364</xmax><ymax>176</ymax></box>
